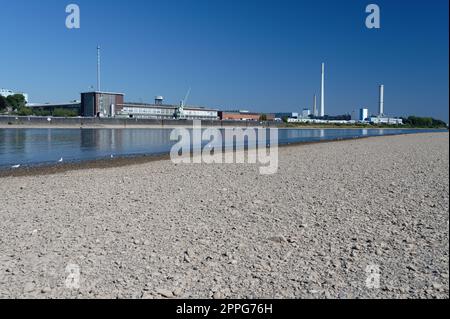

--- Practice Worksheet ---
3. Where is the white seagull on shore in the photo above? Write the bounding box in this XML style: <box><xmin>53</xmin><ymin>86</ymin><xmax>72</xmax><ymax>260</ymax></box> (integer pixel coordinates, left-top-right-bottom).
<box><xmin>11</xmin><ymin>164</ymin><xmax>21</xmax><ymax>169</ymax></box>
<box><xmin>111</xmin><ymin>154</ymin><xmax>114</xmax><ymax>159</ymax></box>
<box><xmin>58</xmin><ymin>157</ymin><xmax>64</xmax><ymax>163</ymax></box>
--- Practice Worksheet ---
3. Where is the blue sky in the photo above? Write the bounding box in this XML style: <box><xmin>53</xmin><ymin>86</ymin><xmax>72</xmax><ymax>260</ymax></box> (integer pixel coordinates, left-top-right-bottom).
<box><xmin>0</xmin><ymin>0</ymin><xmax>448</xmax><ymax>121</ymax></box>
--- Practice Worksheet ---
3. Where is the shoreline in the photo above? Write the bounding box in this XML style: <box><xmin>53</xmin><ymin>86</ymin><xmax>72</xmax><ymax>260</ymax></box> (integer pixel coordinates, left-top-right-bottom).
<box><xmin>0</xmin><ymin>123</ymin><xmax>445</xmax><ymax>130</ymax></box>
<box><xmin>1</xmin><ymin>131</ymin><xmax>447</xmax><ymax>178</ymax></box>
<box><xmin>1</xmin><ymin>116</ymin><xmax>445</xmax><ymax>130</ymax></box>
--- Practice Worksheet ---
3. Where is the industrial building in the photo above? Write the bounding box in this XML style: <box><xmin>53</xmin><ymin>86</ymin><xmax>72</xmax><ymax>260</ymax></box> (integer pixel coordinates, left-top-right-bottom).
<box><xmin>359</xmin><ymin>108</ymin><xmax>369</xmax><ymax>122</ymax></box>
<box><xmin>274</xmin><ymin>112</ymin><xmax>299</xmax><ymax>120</ymax></box>
<box><xmin>219</xmin><ymin>110</ymin><xmax>274</xmax><ymax>121</ymax></box>
<box><xmin>80</xmin><ymin>92</ymin><xmax>125</xmax><ymax>117</ymax></box>
<box><xmin>302</xmin><ymin>108</ymin><xmax>311</xmax><ymax>118</ymax></box>
<box><xmin>369</xmin><ymin>117</ymin><xmax>403</xmax><ymax>125</ymax></box>
<box><xmin>118</xmin><ymin>103</ymin><xmax>219</xmax><ymax>120</ymax></box>
<box><xmin>79</xmin><ymin>93</ymin><xmax>219</xmax><ymax>120</ymax></box>
<box><xmin>368</xmin><ymin>85</ymin><xmax>403</xmax><ymax>125</ymax></box>
<box><xmin>1</xmin><ymin>88</ymin><xmax>29</xmax><ymax>103</ymax></box>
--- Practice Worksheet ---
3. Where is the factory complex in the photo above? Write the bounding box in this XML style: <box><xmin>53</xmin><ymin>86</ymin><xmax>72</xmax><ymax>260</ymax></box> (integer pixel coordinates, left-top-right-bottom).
<box><xmin>2</xmin><ymin>49</ymin><xmax>404</xmax><ymax>125</ymax></box>
<box><xmin>3</xmin><ymin>80</ymin><xmax>403</xmax><ymax>125</ymax></box>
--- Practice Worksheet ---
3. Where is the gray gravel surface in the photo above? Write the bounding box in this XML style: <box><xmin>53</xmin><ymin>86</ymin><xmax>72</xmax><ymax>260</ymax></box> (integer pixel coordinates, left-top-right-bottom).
<box><xmin>0</xmin><ymin>132</ymin><xmax>448</xmax><ymax>299</ymax></box>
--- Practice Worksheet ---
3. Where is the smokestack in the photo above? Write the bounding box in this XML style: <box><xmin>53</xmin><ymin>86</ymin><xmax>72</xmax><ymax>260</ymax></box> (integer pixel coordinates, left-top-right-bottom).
<box><xmin>320</xmin><ymin>63</ymin><xmax>325</xmax><ymax>117</ymax></box>
<box><xmin>313</xmin><ymin>94</ymin><xmax>317</xmax><ymax>116</ymax></box>
<box><xmin>97</xmin><ymin>46</ymin><xmax>101</xmax><ymax>92</ymax></box>
<box><xmin>379</xmin><ymin>85</ymin><xmax>384</xmax><ymax>116</ymax></box>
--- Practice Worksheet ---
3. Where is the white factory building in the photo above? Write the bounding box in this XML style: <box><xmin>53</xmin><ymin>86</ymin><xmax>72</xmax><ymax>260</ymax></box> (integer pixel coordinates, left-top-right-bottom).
<box><xmin>359</xmin><ymin>108</ymin><xmax>369</xmax><ymax>122</ymax></box>
<box><xmin>0</xmin><ymin>88</ymin><xmax>29</xmax><ymax>103</ymax></box>
<box><xmin>117</xmin><ymin>104</ymin><xmax>218</xmax><ymax>120</ymax></box>
<box><xmin>368</xmin><ymin>85</ymin><xmax>403</xmax><ymax>125</ymax></box>
<box><xmin>116</xmin><ymin>97</ymin><xmax>219</xmax><ymax>120</ymax></box>
<box><xmin>369</xmin><ymin>117</ymin><xmax>403</xmax><ymax>125</ymax></box>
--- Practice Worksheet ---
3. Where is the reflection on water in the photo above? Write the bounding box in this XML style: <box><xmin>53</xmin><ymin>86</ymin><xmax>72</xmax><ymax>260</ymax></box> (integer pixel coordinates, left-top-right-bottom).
<box><xmin>0</xmin><ymin>128</ymin><xmax>444</xmax><ymax>168</ymax></box>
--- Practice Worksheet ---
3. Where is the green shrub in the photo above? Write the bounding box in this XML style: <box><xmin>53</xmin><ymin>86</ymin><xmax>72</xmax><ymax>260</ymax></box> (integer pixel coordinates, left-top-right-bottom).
<box><xmin>17</xmin><ymin>107</ymin><xmax>33</xmax><ymax>116</ymax></box>
<box><xmin>52</xmin><ymin>108</ymin><xmax>78</xmax><ymax>117</ymax></box>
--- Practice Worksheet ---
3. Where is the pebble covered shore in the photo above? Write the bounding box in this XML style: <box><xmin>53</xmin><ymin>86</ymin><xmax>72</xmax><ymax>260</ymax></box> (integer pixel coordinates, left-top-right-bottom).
<box><xmin>0</xmin><ymin>132</ymin><xmax>448</xmax><ymax>299</ymax></box>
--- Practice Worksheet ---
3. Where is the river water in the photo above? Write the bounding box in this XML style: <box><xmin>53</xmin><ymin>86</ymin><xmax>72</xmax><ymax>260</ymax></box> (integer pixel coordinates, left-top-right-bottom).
<box><xmin>0</xmin><ymin>128</ymin><xmax>445</xmax><ymax>168</ymax></box>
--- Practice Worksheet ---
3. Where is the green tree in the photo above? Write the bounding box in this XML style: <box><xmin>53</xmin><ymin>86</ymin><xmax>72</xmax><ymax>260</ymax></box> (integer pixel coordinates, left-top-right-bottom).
<box><xmin>0</xmin><ymin>95</ymin><xmax>9</xmax><ymax>111</ymax></box>
<box><xmin>6</xmin><ymin>94</ymin><xmax>26</xmax><ymax>110</ymax></box>
<box><xmin>259</xmin><ymin>114</ymin><xmax>267</xmax><ymax>121</ymax></box>
<box><xmin>403</xmin><ymin>116</ymin><xmax>447</xmax><ymax>128</ymax></box>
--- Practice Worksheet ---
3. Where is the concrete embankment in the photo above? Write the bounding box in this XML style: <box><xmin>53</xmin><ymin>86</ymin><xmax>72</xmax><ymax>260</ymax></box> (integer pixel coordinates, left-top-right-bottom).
<box><xmin>0</xmin><ymin>116</ymin><xmax>281</xmax><ymax>129</ymax></box>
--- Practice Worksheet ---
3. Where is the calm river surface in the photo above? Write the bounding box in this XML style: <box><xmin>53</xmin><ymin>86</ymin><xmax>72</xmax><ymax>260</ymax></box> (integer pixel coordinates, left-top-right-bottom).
<box><xmin>0</xmin><ymin>128</ymin><xmax>445</xmax><ymax>168</ymax></box>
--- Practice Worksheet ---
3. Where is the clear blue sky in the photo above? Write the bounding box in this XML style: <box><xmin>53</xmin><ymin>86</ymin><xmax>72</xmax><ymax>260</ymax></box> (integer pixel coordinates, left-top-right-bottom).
<box><xmin>1</xmin><ymin>0</ymin><xmax>448</xmax><ymax>121</ymax></box>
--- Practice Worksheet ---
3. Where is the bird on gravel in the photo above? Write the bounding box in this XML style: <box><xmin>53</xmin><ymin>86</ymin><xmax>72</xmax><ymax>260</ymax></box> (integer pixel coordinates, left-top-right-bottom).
<box><xmin>58</xmin><ymin>157</ymin><xmax>64</xmax><ymax>163</ymax></box>
<box><xmin>11</xmin><ymin>164</ymin><xmax>21</xmax><ymax>169</ymax></box>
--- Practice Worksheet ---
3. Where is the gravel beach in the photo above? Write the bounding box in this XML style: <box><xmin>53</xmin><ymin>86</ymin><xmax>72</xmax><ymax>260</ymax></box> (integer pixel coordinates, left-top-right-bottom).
<box><xmin>0</xmin><ymin>132</ymin><xmax>448</xmax><ymax>299</ymax></box>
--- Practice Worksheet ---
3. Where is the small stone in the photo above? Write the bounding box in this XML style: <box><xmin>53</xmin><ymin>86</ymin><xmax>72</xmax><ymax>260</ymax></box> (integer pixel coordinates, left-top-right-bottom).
<box><xmin>141</xmin><ymin>292</ymin><xmax>154</xmax><ymax>299</ymax></box>
<box><xmin>173</xmin><ymin>287</ymin><xmax>183</xmax><ymax>296</ymax></box>
<box><xmin>156</xmin><ymin>288</ymin><xmax>174</xmax><ymax>298</ymax></box>
<box><xmin>268</xmin><ymin>235</ymin><xmax>287</xmax><ymax>243</ymax></box>
<box><xmin>23</xmin><ymin>282</ymin><xmax>35</xmax><ymax>293</ymax></box>
<box><xmin>406</xmin><ymin>264</ymin><xmax>417</xmax><ymax>272</ymax></box>
<box><xmin>432</xmin><ymin>283</ymin><xmax>442</xmax><ymax>290</ymax></box>
<box><xmin>185</xmin><ymin>248</ymin><xmax>194</xmax><ymax>257</ymax></box>
<box><xmin>41</xmin><ymin>287</ymin><xmax>52</xmax><ymax>294</ymax></box>
<box><xmin>213</xmin><ymin>291</ymin><xmax>223</xmax><ymax>299</ymax></box>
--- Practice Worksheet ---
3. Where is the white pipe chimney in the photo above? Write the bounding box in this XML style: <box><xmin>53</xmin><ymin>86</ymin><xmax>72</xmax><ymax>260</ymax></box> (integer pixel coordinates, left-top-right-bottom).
<box><xmin>320</xmin><ymin>63</ymin><xmax>325</xmax><ymax>117</ymax></box>
<box><xmin>97</xmin><ymin>46</ymin><xmax>101</xmax><ymax>92</ymax></box>
<box><xmin>379</xmin><ymin>85</ymin><xmax>384</xmax><ymax>116</ymax></box>
<box><xmin>313</xmin><ymin>94</ymin><xmax>317</xmax><ymax>116</ymax></box>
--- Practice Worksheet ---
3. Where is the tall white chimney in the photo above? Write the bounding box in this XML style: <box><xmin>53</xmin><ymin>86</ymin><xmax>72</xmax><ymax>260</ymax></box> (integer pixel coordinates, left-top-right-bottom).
<box><xmin>379</xmin><ymin>85</ymin><xmax>384</xmax><ymax>116</ymax></box>
<box><xmin>97</xmin><ymin>45</ymin><xmax>101</xmax><ymax>92</ymax></box>
<box><xmin>313</xmin><ymin>94</ymin><xmax>317</xmax><ymax>116</ymax></box>
<box><xmin>320</xmin><ymin>63</ymin><xmax>325</xmax><ymax>117</ymax></box>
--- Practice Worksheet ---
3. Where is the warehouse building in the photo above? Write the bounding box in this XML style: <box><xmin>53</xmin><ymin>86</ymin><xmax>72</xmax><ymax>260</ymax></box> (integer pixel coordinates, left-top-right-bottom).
<box><xmin>79</xmin><ymin>93</ymin><xmax>218</xmax><ymax>120</ymax></box>
<box><xmin>369</xmin><ymin>117</ymin><xmax>403</xmax><ymax>125</ymax></box>
<box><xmin>80</xmin><ymin>92</ymin><xmax>125</xmax><ymax>117</ymax></box>
<box><xmin>274</xmin><ymin>112</ymin><xmax>299</xmax><ymax>120</ymax></box>
<box><xmin>114</xmin><ymin>97</ymin><xmax>219</xmax><ymax>120</ymax></box>
<box><xmin>219</xmin><ymin>110</ymin><xmax>275</xmax><ymax>121</ymax></box>
<box><xmin>117</xmin><ymin>103</ymin><xmax>219</xmax><ymax>120</ymax></box>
